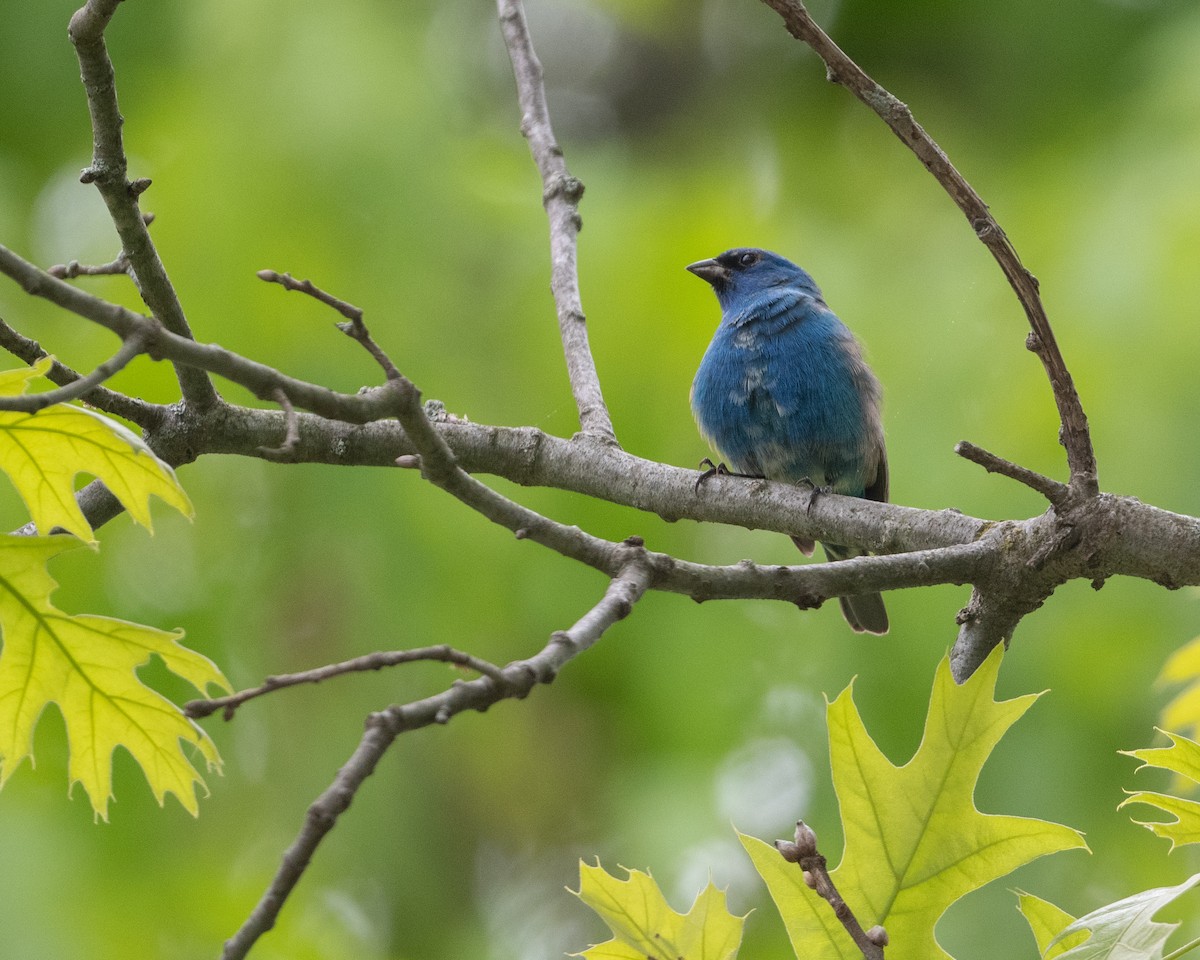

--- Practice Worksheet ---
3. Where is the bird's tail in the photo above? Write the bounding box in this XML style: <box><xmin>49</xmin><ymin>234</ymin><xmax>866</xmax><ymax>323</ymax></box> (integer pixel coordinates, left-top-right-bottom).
<box><xmin>821</xmin><ymin>542</ymin><xmax>889</xmax><ymax>635</ymax></box>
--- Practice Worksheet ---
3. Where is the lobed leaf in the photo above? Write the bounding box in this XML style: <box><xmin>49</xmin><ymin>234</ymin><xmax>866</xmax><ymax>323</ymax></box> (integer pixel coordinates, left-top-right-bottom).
<box><xmin>0</xmin><ymin>535</ymin><xmax>229</xmax><ymax>818</ymax></box>
<box><xmin>573</xmin><ymin>861</ymin><xmax>745</xmax><ymax>960</ymax></box>
<box><xmin>0</xmin><ymin>357</ymin><xmax>191</xmax><ymax>540</ymax></box>
<box><xmin>1049</xmin><ymin>872</ymin><xmax>1200</xmax><ymax>959</ymax></box>
<box><xmin>1016</xmin><ymin>891</ymin><xmax>1085</xmax><ymax>958</ymax></box>
<box><xmin>1120</xmin><ymin>729</ymin><xmax>1200</xmax><ymax>849</ymax></box>
<box><xmin>740</xmin><ymin>647</ymin><xmax>1087</xmax><ymax>960</ymax></box>
<box><xmin>1157</xmin><ymin>636</ymin><xmax>1200</xmax><ymax>738</ymax></box>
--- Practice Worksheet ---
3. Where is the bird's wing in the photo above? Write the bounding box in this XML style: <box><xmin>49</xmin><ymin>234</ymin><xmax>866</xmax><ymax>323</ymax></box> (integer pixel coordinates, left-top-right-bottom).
<box><xmin>865</xmin><ymin>439</ymin><xmax>889</xmax><ymax>503</ymax></box>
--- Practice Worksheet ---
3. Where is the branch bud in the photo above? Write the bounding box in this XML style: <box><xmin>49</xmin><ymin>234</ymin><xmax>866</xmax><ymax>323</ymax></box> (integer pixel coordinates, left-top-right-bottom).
<box><xmin>793</xmin><ymin>820</ymin><xmax>818</xmax><ymax>857</ymax></box>
<box><xmin>774</xmin><ymin>839</ymin><xmax>802</xmax><ymax>863</ymax></box>
<box><xmin>866</xmin><ymin>925</ymin><xmax>889</xmax><ymax>947</ymax></box>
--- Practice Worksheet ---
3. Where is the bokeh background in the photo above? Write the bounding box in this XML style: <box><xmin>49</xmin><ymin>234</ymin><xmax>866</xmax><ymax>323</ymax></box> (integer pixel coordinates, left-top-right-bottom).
<box><xmin>2</xmin><ymin>0</ymin><xmax>1200</xmax><ymax>956</ymax></box>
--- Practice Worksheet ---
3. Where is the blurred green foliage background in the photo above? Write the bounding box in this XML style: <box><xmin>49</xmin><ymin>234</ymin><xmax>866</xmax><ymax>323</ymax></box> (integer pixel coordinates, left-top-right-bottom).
<box><xmin>2</xmin><ymin>0</ymin><xmax>1200</xmax><ymax>957</ymax></box>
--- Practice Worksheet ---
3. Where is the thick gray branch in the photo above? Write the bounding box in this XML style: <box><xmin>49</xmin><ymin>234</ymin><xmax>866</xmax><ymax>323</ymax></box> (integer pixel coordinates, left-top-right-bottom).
<box><xmin>3</xmin><ymin>234</ymin><xmax>1195</xmax><ymax>664</ymax></box>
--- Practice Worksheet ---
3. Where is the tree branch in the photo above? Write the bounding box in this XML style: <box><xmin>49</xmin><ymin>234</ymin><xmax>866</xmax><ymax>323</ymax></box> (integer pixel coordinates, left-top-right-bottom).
<box><xmin>497</xmin><ymin>0</ymin><xmax>617</xmax><ymax>446</ymax></box>
<box><xmin>0</xmin><ymin>243</ymin><xmax>400</xmax><ymax>426</ymax></box>
<box><xmin>776</xmin><ymin>821</ymin><xmax>886</xmax><ymax>959</ymax></box>
<box><xmin>0</xmin><ymin>316</ymin><xmax>161</xmax><ymax>427</ymax></box>
<box><xmin>759</xmin><ymin>0</ymin><xmax>1098</xmax><ymax>501</ymax></box>
<box><xmin>955</xmin><ymin>441</ymin><xmax>1069</xmax><ymax>506</ymax></box>
<box><xmin>218</xmin><ymin>557</ymin><xmax>652</xmax><ymax>960</ymax></box>
<box><xmin>67</xmin><ymin>0</ymin><xmax>221</xmax><ymax>411</ymax></box>
<box><xmin>0</xmin><ymin>331</ymin><xmax>146</xmax><ymax>413</ymax></box>
<box><xmin>0</xmin><ymin>239</ymin><xmax>992</xmax><ymax>570</ymax></box>
<box><xmin>183</xmin><ymin>644</ymin><xmax>506</xmax><ymax>721</ymax></box>
<box><xmin>4</xmin><ymin>231</ymin><xmax>1196</xmax><ymax>661</ymax></box>
<box><xmin>254</xmin><ymin>389</ymin><xmax>300</xmax><ymax>462</ymax></box>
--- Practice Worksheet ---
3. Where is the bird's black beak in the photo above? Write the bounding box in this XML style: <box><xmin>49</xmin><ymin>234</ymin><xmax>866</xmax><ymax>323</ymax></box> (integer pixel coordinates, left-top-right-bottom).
<box><xmin>686</xmin><ymin>258</ymin><xmax>729</xmax><ymax>287</ymax></box>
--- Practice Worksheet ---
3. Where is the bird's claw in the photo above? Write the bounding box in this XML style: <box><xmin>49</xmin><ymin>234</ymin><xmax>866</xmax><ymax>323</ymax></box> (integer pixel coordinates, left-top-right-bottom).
<box><xmin>803</xmin><ymin>480</ymin><xmax>832</xmax><ymax>515</ymax></box>
<box><xmin>695</xmin><ymin>457</ymin><xmax>727</xmax><ymax>492</ymax></box>
<box><xmin>695</xmin><ymin>459</ymin><xmax>767</xmax><ymax>492</ymax></box>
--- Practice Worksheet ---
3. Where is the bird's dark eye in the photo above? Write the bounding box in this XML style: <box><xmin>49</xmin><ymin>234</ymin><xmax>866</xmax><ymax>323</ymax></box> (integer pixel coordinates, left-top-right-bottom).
<box><xmin>738</xmin><ymin>252</ymin><xmax>758</xmax><ymax>267</ymax></box>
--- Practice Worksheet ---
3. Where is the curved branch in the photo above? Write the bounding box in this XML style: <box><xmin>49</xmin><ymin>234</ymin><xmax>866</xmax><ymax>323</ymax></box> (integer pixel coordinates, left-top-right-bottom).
<box><xmin>760</xmin><ymin>0</ymin><xmax>1098</xmax><ymax>500</ymax></box>
<box><xmin>0</xmin><ymin>316</ymin><xmax>162</xmax><ymax>427</ymax></box>
<box><xmin>68</xmin><ymin>0</ymin><xmax>221</xmax><ymax>411</ymax></box>
<box><xmin>218</xmin><ymin>557</ymin><xmax>652</xmax><ymax>960</ymax></box>
<box><xmin>0</xmin><ymin>243</ymin><xmax>400</xmax><ymax>425</ymax></box>
<box><xmin>255</xmin><ymin>389</ymin><xmax>300</xmax><ymax>462</ymax></box>
<box><xmin>184</xmin><ymin>645</ymin><xmax>506</xmax><ymax>720</ymax></box>
<box><xmin>497</xmin><ymin>0</ymin><xmax>618</xmax><ymax>446</ymax></box>
<box><xmin>0</xmin><ymin>332</ymin><xmax>145</xmax><ymax>412</ymax></box>
<box><xmin>6</xmin><ymin>242</ymin><xmax>1198</xmax><ymax>656</ymax></box>
<box><xmin>0</xmin><ymin>239</ymin><xmax>989</xmax><ymax>560</ymax></box>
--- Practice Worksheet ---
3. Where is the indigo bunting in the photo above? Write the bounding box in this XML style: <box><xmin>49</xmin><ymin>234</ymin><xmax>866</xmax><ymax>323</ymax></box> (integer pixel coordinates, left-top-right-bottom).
<box><xmin>688</xmin><ymin>248</ymin><xmax>888</xmax><ymax>635</ymax></box>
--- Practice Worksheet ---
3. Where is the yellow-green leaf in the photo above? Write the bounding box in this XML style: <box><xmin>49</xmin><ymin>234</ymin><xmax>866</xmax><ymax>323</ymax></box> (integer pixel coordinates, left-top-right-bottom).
<box><xmin>1049</xmin><ymin>873</ymin><xmax>1200</xmax><ymax>959</ymax></box>
<box><xmin>0</xmin><ymin>356</ymin><xmax>55</xmax><ymax>396</ymax></box>
<box><xmin>0</xmin><ymin>358</ymin><xmax>191</xmax><ymax>540</ymax></box>
<box><xmin>1120</xmin><ymin>730</ymin><xmax>1200</xmax><ymax>849</ymax></box>
<box><xmin>573</xmin><ymin>861</ymin><xmax>745</xmax><ymax>960</ymax></box>
<box><xmin>740</xmin><ymin>647</ymin><xmax>1087</xmax><ymax>960</ymax></box>
<box><xmin>1157</xmin><ymin>636</ymin><xmax>1200</xmax><ymax>737</ymax></box>
<box><xmin>0</xmin><ymin>534</ymin><xmax>229</xmax><ymax>818</ymax></box>
<box><xmin>1016</xmin><ymin>891</ymin><xmax>1085</xmax><ymax>958</ymax></box>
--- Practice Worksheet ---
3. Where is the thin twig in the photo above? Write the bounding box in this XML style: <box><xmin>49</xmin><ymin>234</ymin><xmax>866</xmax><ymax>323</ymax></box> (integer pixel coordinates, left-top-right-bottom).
<box><xmin>0</xmin><ymin>316</ymin><xmax>161</xmax><ymax>427</ymax></box>
<box><xmin>0</xmin><ymin>243</ymin><xmax>399</xmax><ymax>425</ymax></box>
<box><xmin>218</xmin><ymin>559</ymin><xmax>652</xmax><ymax>960</ymax></box>
<box><xmin>385</xmin><ymin>371</ymin><xmax>623</xmax><ymax>573</ymax></box>
<box><xmin>47</xmin><ymin>255</ymin><xmax>130</xmax><ymax>279</ymax></box>
<box><xmin>255</xmin><ymin>388</ymin><xmax>301</xmax><ymax>461</ymax></box>
<box><xmin>384</xmin><ymin>365</ymin><xmax>1000</xmax><ymax>610</ymax></box>
<box><xmin>257</xmin><ymin>270</ymin><xmax>365</xmax><ymax>324</ymax></box>
<box><xmin>496</xmin><ymin>0</ymin><xmax>617</xmax><ymax>446</ymax></box>
<box><xmin>48</xmin><ymin>212</ymin><xmax>154</xmax><ymax>279</ymax></box>
<box><xmin>184</xmin><ymin>644</ymin><xmax>506</xmax><ymax>721</ymax></box>
<box><xmin>336</xmin><ymin>316</ymin><xmax>402</xmax><ymax>381</ymax></box>
<box><xmin>777</xmin><ymin>822</ymin><xmax>887</xmax><ymax>959</ymax></box>
<box><xmin>954</xmin><ymin>441</ymin><xmax>1069</xmax><ymax>505</ymax></box>
<box><xmin>68</xmin><ymin>0</ymin><xmax>220</xmax><ymax>410</ymax></box>
<box><xmin>759</xmin><ymin>0</ymin><xmax>1098</xmax><ymax>500</ymax></box>
<box><xmin>0</xmin><ymin>332</ymin><xmax>146</xmax><ymax>413</ymax></box>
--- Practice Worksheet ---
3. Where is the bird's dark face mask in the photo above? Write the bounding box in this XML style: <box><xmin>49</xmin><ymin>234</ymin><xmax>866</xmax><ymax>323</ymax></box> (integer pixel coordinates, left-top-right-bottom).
<box><xmin>688</xmin><ymin>248</ymin><xmax>821</xmax><ymax>311</ymax></box>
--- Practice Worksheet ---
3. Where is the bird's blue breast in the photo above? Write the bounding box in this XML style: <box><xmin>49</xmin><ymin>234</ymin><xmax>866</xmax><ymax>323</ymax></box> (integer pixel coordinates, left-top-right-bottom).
<box><xmin>690</xmin><ymin>289</ymin><xmax>878</xmax><ymax>496</ymax></box>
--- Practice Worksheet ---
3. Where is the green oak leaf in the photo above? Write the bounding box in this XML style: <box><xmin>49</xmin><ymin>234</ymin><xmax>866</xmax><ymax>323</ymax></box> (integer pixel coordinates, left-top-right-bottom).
<box><xmin>740</xmin><ymin>647</ymin><xmax>1087</xmax><ymax>960</ymax></box>
<box><xmin>0</xmin><ymin>357</ymin><xmax>191</xmax><ymax>540</ymax></box>
<box><xmin>0</xmin><ymin>535</ymin><xmax>229</xmax><ymax>818</ymax></box>
<box><xmin>1049</xmin><ymin>873</ymin><xmax>1200</xmax><ymax>959</ymax></box>
<box><xmin>1016</xmin><ymin>891</ymin><xmax>1086</xmax><ymax>958</ymax></box>
<box><xmin>573</xmin><ymin>861</ymin><xmax>745</xmax><ymax>960</ymax></box>
<box><xmin>1157</xmin><ymin>635</ymin><xmax>1200</xmax><ymax>738</ymax></box>
<box><xmin>1121</xmin><ymin>729</ymin><xmax>1200</xmax><ymax>849</ymax></box>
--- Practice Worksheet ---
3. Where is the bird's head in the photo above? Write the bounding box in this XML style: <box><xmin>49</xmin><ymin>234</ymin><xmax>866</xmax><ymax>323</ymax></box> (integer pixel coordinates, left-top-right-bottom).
<box><xmin>686</xmin><ymin>248</ymin><xmax>821</xmax><ymax>310</ymax></box>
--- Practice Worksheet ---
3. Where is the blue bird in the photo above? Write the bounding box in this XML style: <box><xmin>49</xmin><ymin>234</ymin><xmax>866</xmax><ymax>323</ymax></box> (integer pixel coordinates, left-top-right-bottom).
<box><xmin>688</xmin><ymin>248</ymin><xmax>888</xmax><ymax>634</ymax></box>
